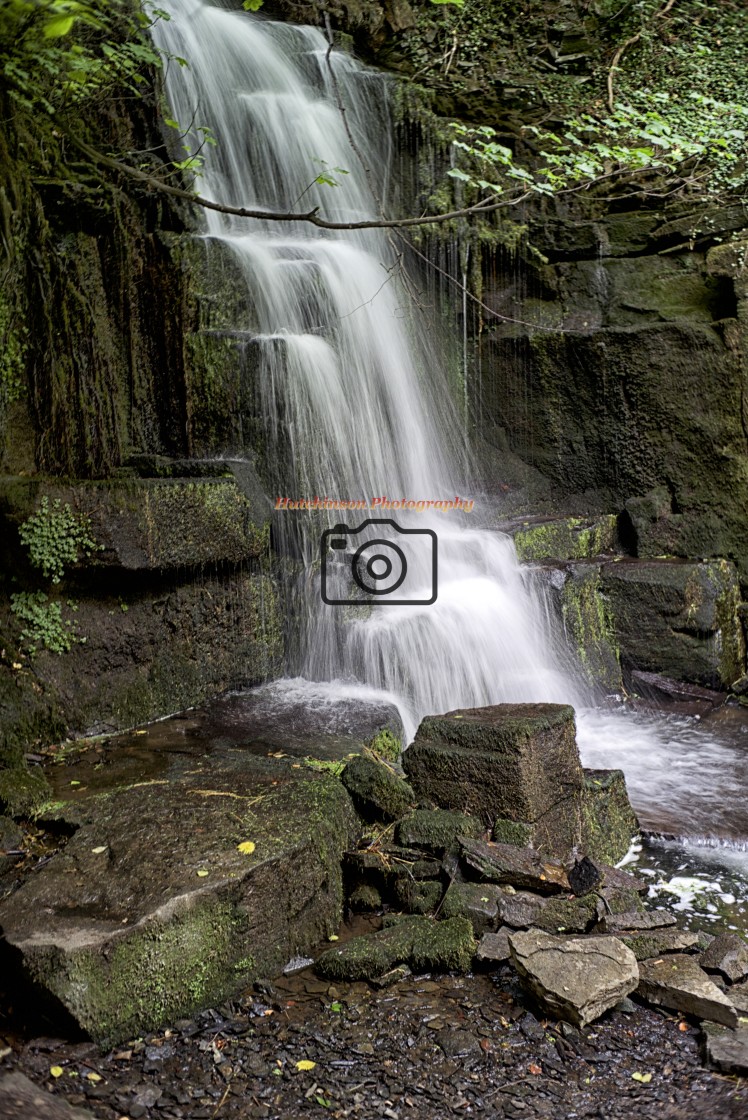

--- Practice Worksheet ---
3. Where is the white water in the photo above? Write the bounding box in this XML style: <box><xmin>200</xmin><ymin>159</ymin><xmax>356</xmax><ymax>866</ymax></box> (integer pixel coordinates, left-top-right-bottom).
<box><xmin>154</xmin><ymin>0</ymin><xmax>583</xmax><ymax>741</ymax></box>
<box><xmin>154</xmin><ymin>2</ymin><xmax>748</xmax><ymax>862</ymax></box>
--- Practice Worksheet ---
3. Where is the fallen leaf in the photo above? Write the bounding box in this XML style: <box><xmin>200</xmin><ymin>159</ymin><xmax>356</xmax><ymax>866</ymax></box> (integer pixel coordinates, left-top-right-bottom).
<box><xmin>296</xmin><ymin>1059</ymin><xmax>316</xmax><ymax>1071</ymax></box>
<box><xmin>91</xmin><ymin>846</ymin><xmax>107</xmax><ymax>854</ymax></box>
<box><xmin>237</xmin><ymin>841</ymin><xmax>256</xmax><ymax>855</ymax></box>
<box><xmin>196</xmin><ymin>869</ymin><xmax>209</xmax><ymax>877</ymax></box>
<box><xmin>330</xmin><ymin>1001</ymin><xmax>343</xmax><ymax>1013</ymax></box>
<box><xmin>678</xmin><ymin>1021</ymin><xmax>688</xmax><ymax>1032</ymax></box>
<box><xmin>134</xmin><ymin>730</ymin><xmax>148</xmax><ymax>736</ymax></box>
<box><xmin>11</xmin><ymin>662</ymin><xmax>22</xmax><ymax>670</ymax></box>
<box><xmin>327</xmin><ymin>934</ymin><xmax>339</xmax><ymax>942</ymax></box>
<box><xmin>632</xmin><ymin>1071</ymin><xmax>653</xmax><ymax>1083</ymax></box>
<box><xmin>528</xmin><ymin>1063</ymin><xmax>542</xmax><ymax>1076</ymax></box>
<box><xmin>86</xmin><ymin>1072</ymin><xmax>102</xmax><ymax>1082</ymax></box>
<box><xmin>69</xmin><ymin>780</ymin><xmax>81</xmax><ymax>787</ymax></box>
<box><xmin>112</xmin><ymin>1050</ymin><xmax>132</xmax><ymax>1061</ymax></box>
<box><xmin>50</xmin><ymin>1066</ymin><xmax>64</xmax><ymax>1078</ymax></box>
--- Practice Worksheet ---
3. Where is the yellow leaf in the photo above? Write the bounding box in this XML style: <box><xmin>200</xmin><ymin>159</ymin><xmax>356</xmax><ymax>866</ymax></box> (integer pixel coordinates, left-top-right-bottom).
<box><xmin>237</xmin><ymin>841</ymin><xmax>256</xmax><ymax>855</ymax></box>
<box><xmin>632</xmin><ymin>1071</ymin><xmax>652</xmax><ymax>1083</ymax></box>
<box><xmin>86</xmin><ymin>1072</ymin><xmax>102</xmax><ymax>1083</ymax></box>
<box><xmin>50</xmin><ymin>1066</ymin><xmax>64</xmax><ymax>1078</ymax></box>
<box><xmin>91</xmin><ymin>846</ymin><xmax>107</xmax><ymax>854</ymax></box>
<box><xmin>296</xmin><ymin>1060</ymin><xmax>316</xmax><ymax>1071</ymax></box>
<box><xmin>196</xmin><ymin>869</ymin><xmax>209</xmax><ymax>877</ymax></box>
<box><xmin>327</xmin><ymin>934</ymin><xmax>339</xmax><ymax>942</ymax></box>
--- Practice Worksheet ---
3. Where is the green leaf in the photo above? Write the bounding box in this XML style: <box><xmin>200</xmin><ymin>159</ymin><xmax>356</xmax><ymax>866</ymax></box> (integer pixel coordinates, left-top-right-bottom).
<box><xmin>242</xmin><ymin>0</ymin><xmax>264</xmax><ymax>10</ymax></box>
<box><xmin>43</xmin><ymin>15</ymin><xmax>76</xmax><ymax>38</ymax></box>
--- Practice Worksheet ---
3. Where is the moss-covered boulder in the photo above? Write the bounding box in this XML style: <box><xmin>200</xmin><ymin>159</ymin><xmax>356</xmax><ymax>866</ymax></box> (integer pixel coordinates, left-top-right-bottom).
<box><xmin>601</xmin><ymin>558</ymin><xmax>745</xmax><ymax>688</ymax></box>
<box><xmin>403</xmin><ymin>704</ymin><xmax>584</xmax><ymax>858</ymax></box>
<box><xmin>342</xmin><ymin>755</ymin><xmax>415</xmax><ymax>822</ymax></box>
<box><xmin>0</xmin><ymin>750</ymin><xmax>358</xmax><ymax>1047</ymax></box>
<box><xmin>439</xmin><ymin>881</ymin><xmax>502</xmax><ymax>936</ymax></box>
<box><xmin>396</xmin><ymin>808</ymin><xmax>483</xmax><ymax>852</ymax></box>
<box><xmin>508</xmin><ymin>514</ymin><xmax>618</xmax><ymax>564</ymax></box>
<box><xmin>315</xmin><ymin>915</ymin><xmax>475</xmax><ymax>982</ymax></box>
<box><xmin>581</xmin><ymin>768</ymin><xmax>638</xmax><ymax>866</ymax></box>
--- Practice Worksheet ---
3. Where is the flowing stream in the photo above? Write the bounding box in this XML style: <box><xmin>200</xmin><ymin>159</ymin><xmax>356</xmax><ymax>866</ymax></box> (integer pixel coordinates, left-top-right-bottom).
<box><xmin>154</xmin><ymin>1</ymin><xmax>748</xmax><ymax>889</ymax></box>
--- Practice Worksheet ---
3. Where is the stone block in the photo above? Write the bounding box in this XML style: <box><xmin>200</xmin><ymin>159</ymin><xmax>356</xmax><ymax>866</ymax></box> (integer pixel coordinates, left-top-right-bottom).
<box><xmin>581</xmin><ymin>768</ymin><xmax>638</xmax><ymax>865</ymax></box>
<box><xmin>403</xmin><ymin>704</ymin><xmax>584</xmax><ymax>857</ymax></box>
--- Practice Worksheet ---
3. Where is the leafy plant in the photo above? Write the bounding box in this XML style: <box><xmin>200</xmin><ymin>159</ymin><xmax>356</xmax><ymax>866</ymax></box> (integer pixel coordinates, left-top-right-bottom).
<box><xmin>19</xmin><ymin>496</ymin><xmax>101</xmax><ymax>583</ymax></box>
<box><xmin>10</xmin><ymin>591</ymin><xmax>83</xmax><ymax>655</ymax></box>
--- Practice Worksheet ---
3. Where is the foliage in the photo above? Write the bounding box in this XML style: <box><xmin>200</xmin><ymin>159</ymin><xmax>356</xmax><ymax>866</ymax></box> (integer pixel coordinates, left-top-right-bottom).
<box><xmin>10</xmin><ymin>591</ymin><xmax>83</xmax><ymax>655</ymax></box>
<box><xmin>1</xmin><ymin>0</ymin><xmax>164</xmax><ymax>118</ymax></box>
<box><xmin>366</xmin><ymin>729</ymin><xmax>401</xmax><ymax>763</ymax></box>
<box><xmin>0</xmin><ymin>290</ymin><xmax>26</xmax><ymax>407</ymax></box>
<box><xmin>409</xmin><ymin>0</ymin><xmax>748</xmax><ymax>208</ymax></box>
<box><xmin>19</xmin><ymin>496</ymin><xmax>101</xmax><ymax>583</ymax></box>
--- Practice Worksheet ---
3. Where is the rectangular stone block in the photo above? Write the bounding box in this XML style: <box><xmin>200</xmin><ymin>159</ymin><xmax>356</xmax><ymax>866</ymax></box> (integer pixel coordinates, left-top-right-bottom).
<box><xmin>403</xmin><ymin>703</ymin><xmax>583</xmax><ymax>858</ymax></box>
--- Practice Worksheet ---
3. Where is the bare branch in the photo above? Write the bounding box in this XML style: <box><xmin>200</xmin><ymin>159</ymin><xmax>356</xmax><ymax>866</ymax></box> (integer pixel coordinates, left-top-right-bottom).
<box><xmin>607</xmin><ymin>0</ymin><xmax>678</xmax><ymax>110</ymax></box>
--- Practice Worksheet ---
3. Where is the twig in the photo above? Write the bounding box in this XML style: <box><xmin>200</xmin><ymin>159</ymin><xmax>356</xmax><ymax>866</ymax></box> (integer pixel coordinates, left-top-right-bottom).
<box><xmin>607</xmin><ymin>0</ymin><xmax>678</xmax><ymax>110</ymax></box>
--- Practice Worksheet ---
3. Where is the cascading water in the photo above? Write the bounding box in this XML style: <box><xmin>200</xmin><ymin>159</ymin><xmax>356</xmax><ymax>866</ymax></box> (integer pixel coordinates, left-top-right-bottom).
<box><xmin>154</xmin><ymin>0</ymin><xmax>583</xmax><ymax>741</ymax></box>
<box><xmin>153</xmin><ymin>2</ymin><xmax>748</xmax><ymax>900</ymax></box>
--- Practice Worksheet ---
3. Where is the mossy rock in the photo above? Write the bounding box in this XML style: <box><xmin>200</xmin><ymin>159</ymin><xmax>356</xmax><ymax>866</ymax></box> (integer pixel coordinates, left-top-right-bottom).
<box><xmin>492</xmin><ymin>818</ymin><xmax>534</xmax><ymax>846</ymax></box>
<box><xmin>0</xmin><ymin>766</ymin><xmax>51</xmax><ymax>818</ymax></box>
<box><xmin>393</xmin><ymin>878</ymin><xmax>443</xmax><ymax>915</ymax></box>
<box><xmin>439</xmin><ymin>881</ymin><xmax>502</xmax><ymax>936</ymax></box>
<box><xmin>315</xmin><ymin>915</ymin><xmax>475</xmax><ymax>982</ymax></box>
<box><xmin>581</xmin><ymin>769</ymin><xmax>638</xmax><ymax>866</ymax></box>
<box><xmin>396</xmin><ymin>808</ymin><xmax>483</xmax><ymax>852</ymax></box>
<box><xmin>342</xmin><ymin>755</ymin><xmax>415</xmax><ymax>822</ymax></box>
<box><xmin>348</xmin><ymin>883</ymin><xmax>383</xmax><ymax>912</ymax></box>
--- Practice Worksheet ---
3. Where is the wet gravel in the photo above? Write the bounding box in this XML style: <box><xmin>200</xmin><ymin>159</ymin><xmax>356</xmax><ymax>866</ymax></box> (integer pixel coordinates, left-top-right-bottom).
<box><xmin>1</xmin><ymin>950</ymin><xmax>744</xmax><ymax>1120</ymax></box>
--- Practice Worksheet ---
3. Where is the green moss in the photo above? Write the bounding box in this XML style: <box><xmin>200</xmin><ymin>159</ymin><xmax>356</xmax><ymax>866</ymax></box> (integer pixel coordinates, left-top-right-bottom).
<box><xmin>341</xmin><ymin>755</ymin><xmax>415</xmax><ymax>822</ymax></box>
<box><xmin>396</xmin><ymin>808</ymin><xmax>483</xmax><ymax>852</ymax></box>
<box><xmin>559</xmin><ymin>565</ymin><xmax>622</xmax><ymax>693</ymax></box>
<box><xmin>581</xmin><ymin>769</ymin><xmax>638</xmax><ymax>866</ymax></box>
<box><xmin>393</xmin><ymin>878</ymin><xmax>443</xmax><ymax>915</ymax></box>
<box><xmin>0</xmin><ymin>764</ymin><xmax>51</xmax><ymax>817</ymax></box>
<box><xmin>492</xmin><ymin>818</ymin><xmax>534</xmax><ymax>846</ymax></box>
<box><xmin>316</xmin><ymin>915</ymin><xmax>475</xmax><ymax>981</ymax></box>
<box><xmin>367</xmin><ymin>729</ymin><xmax>402</xmax><ymax>763</ymax></box>
<box><xmin>513</xmin><ymin>515</ymin><xmax>618</xmax><ymax>564</ymax></box>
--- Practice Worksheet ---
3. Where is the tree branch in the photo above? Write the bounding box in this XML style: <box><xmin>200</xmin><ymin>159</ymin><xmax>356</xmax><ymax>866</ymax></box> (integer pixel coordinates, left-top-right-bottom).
<box><xmin>69</xmin><ymin>134</ymin><xmax>537</xmax><ymax>230</ymax></box>
<box><xmin>607</xmin><ymin>0</ymin><xmax>678</xmax><ymax>110</ymax></box>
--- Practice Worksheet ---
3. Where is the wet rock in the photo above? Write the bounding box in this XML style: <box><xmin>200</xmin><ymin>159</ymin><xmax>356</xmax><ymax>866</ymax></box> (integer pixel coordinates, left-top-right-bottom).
<box><xmin>581</xmin><ymin>769</ymin><xmax>639</xmax><ymax>866</ymax></box>
<box><xmin>0</xmin><ymin>816</ymin><xmax>24</xmax><ymax>876</ymax></box>
<box><xmin>637</xmin><ymin>955</ymin><xmax>738</xmax><ymax>1027</ymax></box>
<box><xmin>700</xmin><ymin>932</ymin><xmax>748</xmax><ymax>983</ymax></box>
<box><xmin>601</xmin><ymin>558</ymin><xmax>745</xmax><ymax>688</ymax></box>
<box><xmin>497</xmin><ymin>889</ymin><xmax>597</xmax><ymax>934</ymax></box>
<box><xmin>701</xmin><ymin>1022</ymin><xmax>748</xmax><ymax>1076</ymax></box>
<box><xmin>475</xmin><ymin>926</ymin><xmax>513</xmax><ymax>964</ymax></box>
<box><xmin>348</xmin><ymin>883</ymin><xmax>383</xmax><ymax>912</ymax></box>
<box><xmin>315</xmin><ymin>915</ymin><xmax>475</xmax><ymax>981</ymax></box>
<box><xmin>0</xmin><ymin>1071</ymin><xmax>96</xmax><ymax>1120</ymax></box>
<box><xmin>509</xmin><ymin>930</ymin><xmax>639</xmax><ymax>1028</ymax></box>
<box><xmin>393</xmin><ymin>878</ymin><xmax>442</xmax><ymax>915</ymax></box>
<box><xmin>435</xmin><ymin>1027</ymin><xmax>482</xmax><ymax>1058</ymax></box>
<box><xmin>395</xmin><ymin>808</ymin><xmax>483</xmax><ymax>852</ymax></box>
<box><xmin>568</xmin><ymin>856</ymin><xmax>604</xmax><ymax>896</ymax></box>
<box><xmin>460</xmin><ymin>837</ymin><xmax>570</xmax><ymax>894</ymax></box>
<box><xmin>341</xmin><ymin>756</ymin><xmax>415</xmax><ymax>822</ymax></box>
<box><xmin>491</xmin><ymin>818</ymin><xmax>534</xmax><ymax>846</ymax></box>
<box><xmin>439</xmin><ymin>881</ymin><xmax>502</xmax><ymax>935</ymax></box>
<box><xmin>620</xmin><ymin>929</ymin><xmax>700</xmax><ymax>960</ymax></box>
<box><xmin>0</xmin><ymin>762</ymin><xmax>358</xmax><ymax>1047</ymax></box>
<box><xmin>371</xmin><ymin>963</ymin><xmax>412</xmax><ymax>988</ymax></box>
<box><xmin>727</xmin><ymin>980</ymin><xmax>748</xmax><ymax>1015</ymax></box>
<box><xmin>403</xmin><ymin>703</ymin><xmax>584</xmax><ymax>857</ymax></box>
<box><xmin>598</xmin><ymin>909</ymin><xmax>677</xmax><ymax>933</ymax></box>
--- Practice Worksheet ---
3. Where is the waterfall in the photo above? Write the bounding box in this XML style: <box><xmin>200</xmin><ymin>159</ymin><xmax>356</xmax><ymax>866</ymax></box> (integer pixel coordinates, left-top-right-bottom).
<box><xmin>153</xmin><ymin>0</ymin><xmax>584</xmax><ymax>740</ymax></box>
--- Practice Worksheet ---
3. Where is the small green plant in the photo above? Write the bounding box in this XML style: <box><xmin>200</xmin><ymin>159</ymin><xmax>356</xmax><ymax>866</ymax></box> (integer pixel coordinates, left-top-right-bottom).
<box><xmin>19</xmin><ymin>496</ymin><xmax>101</xmax><ymax>583</ymax></box>
<box><xmin>367</xmin><ymin>729</ymin><xmax>401</xmax><ymax>763</ymax></box>
<box><xmin>10</xmin><ymin>591</ymin><xmax>84</xmax><ymax>655</ymax></box>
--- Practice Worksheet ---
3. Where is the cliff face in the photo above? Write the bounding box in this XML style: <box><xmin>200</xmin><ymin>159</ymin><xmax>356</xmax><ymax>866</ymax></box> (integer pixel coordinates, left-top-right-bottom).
<box><xmin>1</xmin><ymin>0</ymin><xmax>747</xmax><ymax>795</ymax></box>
